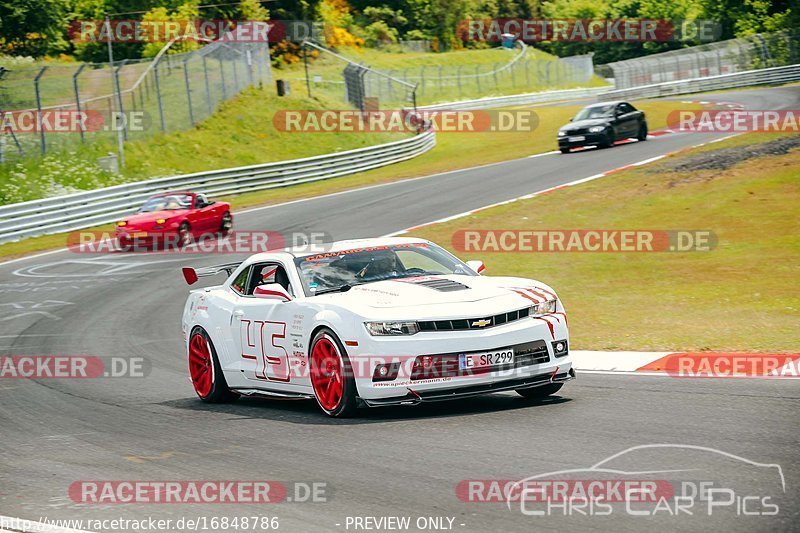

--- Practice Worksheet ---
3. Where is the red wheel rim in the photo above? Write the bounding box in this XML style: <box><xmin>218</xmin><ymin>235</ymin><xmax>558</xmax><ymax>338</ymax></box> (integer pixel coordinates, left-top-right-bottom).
<box><xmin>310</xmin><ymin>337</ymin><xmax>344</xmax><ymax>411</ymax></box>
<box><xmin>189</xmin><ymin>333</ymin><xmax>214</xmax><ymax>398</ymax></box>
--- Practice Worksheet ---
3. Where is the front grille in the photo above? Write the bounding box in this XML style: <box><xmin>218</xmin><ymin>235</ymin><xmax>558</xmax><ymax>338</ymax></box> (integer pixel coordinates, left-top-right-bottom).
<box><xmin>418</xmin><ymin>307</ymin><xmax>530</xmax><ymax>332</ymax></box>
<box><xmin>410</xmin><ymin>340</ymin><xmax>550</xmax><ymax>380</ymax></box>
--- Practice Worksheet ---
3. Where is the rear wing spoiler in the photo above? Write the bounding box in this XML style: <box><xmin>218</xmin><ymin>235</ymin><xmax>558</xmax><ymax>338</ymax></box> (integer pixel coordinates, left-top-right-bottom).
<box><xmin>182</xmin><ymin>262</ymin><xmax>242</xmax><ymax>285</ymax></box>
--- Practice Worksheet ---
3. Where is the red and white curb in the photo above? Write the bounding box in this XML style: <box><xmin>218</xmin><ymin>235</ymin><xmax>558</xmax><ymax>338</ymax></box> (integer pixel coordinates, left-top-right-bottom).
<box><xmin>573</xmin><ymin>351</ymin><xmax>800</xmax><ymax>378</ymax></box>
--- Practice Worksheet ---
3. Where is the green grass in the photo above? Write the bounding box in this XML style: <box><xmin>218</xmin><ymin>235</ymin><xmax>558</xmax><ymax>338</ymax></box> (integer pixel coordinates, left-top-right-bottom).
<box><xmin>408</xmin><ymin>133</ymin><xmax>800</xmax><ymax>352</ymax></box>
<box><xmin>0</xmin><ymin>86</ymin><xmax>407</xmax><ymax>204</ymax></box>
<box><xmin>0</xmin><ymin>98</ymin><xmax>695</xmax><ymax>261</ymax></box>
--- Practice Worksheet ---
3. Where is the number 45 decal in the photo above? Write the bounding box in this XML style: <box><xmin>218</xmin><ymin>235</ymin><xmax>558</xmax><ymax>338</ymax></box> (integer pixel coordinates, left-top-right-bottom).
<box><xmin>240</xmin><ymin>320</ymin><xmax>291</xmax><ymax>382</ymax></box>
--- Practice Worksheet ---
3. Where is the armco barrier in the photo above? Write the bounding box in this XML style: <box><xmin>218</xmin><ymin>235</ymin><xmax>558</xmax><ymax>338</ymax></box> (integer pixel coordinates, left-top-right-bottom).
<box><xmin>0</xmin><ymin>131</ymin><xmax>435</xmax><ymax>244</ymax></box>
<box><xmin>418</xmin><ymin>86</ymin><xmax>609</xmax><ymax>111</ymax></box>
<box><xmin>599</xmin><ymin>64</ymin><xmax>800</xmax><ymax>101</ymax></box>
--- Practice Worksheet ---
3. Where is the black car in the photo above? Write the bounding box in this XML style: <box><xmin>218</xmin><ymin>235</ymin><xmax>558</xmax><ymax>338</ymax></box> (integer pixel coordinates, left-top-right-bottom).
<box><xmin>558</xmin><ymin>101</ymin><xmax>648</xmax><ymax>153</ymax></box>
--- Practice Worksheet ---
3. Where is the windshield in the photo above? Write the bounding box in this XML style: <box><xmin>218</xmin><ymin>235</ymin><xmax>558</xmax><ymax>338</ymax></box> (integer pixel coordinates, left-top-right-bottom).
<box><xmin>294</xmin><ymin>242</ymin><xmax>475</xmax><ymax>296</ymax></box>
<box><xmin>138</xmin><ymin>194</ymin><xmax>192</xmax><ymax>213</ymax></box>
<box><xmin>573</xmin><ymin>104</ymin><xmax>615</xmax><ymax>121</ymax></box>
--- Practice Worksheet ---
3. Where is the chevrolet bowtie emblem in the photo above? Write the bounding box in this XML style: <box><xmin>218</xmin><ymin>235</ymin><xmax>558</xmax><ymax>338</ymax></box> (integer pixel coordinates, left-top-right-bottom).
<box><xmin>472</xmin><ymin>319</ymin><xmax>491</xmax><ymax>328</ymax></box>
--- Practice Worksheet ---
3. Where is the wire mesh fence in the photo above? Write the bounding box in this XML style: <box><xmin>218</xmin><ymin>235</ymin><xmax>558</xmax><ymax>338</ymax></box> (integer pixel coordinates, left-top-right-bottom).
<box><xmin>607</xmin><ymin>30</ymin><xmax>800</xmax><ymax>89</ymax></box>
<box><xmin>0</xmin><ymin>38</ymin><xmax>271</xmax><ymax>164</ymax></box>
<box><xmin>297</xmin><ymin>42</ymin><xmax>596</xmax><ymax>109</ymax></box>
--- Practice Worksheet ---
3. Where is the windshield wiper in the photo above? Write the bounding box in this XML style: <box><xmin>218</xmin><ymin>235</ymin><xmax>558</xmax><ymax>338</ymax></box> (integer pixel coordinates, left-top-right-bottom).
<box><xmin>313</xmin><ymin>285</ymin><xmax>352</xmax><ymax>296</ymax></box>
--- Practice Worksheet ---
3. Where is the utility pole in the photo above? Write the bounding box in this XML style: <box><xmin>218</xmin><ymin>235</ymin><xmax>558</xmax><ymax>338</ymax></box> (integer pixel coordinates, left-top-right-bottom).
<box><xmin>106</xmin><ymin>14</ymin><xmax>125</xmax><ymax>169</ymax></box>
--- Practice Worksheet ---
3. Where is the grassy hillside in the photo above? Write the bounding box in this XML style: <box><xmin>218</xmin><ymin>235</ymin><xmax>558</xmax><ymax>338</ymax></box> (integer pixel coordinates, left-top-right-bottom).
<box><xmin>409</xmin><ymin>133</ymin><xmax>800</xmax><ymax>352</ymax></box>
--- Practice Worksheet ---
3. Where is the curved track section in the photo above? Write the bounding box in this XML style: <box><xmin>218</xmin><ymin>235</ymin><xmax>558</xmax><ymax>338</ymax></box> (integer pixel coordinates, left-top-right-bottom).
<box><xmin>0</xmin><ymin>86</ymin><xmax>798</xmax><ymax>532</ymax></box>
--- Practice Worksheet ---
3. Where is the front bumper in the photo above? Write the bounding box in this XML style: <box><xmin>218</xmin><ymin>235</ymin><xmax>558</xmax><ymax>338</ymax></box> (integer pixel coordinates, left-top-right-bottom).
<box><xmin>348</xmin><ymin>315</ymin><xmax>571</xmax><ymax>402</ymax></box>
<box><xmin>361</xmin><ymin>367</ymin><xmax>575</xmax><ymax>407</ymax></box>
<box><xmin>558</xmin><ymin>131</ymin><xmax>607</xmax><ymax>149</ymax></box>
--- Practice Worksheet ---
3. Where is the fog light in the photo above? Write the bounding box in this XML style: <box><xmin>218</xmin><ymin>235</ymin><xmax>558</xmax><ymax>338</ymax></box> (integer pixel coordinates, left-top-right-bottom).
<box><xmin>372</xmin><ymin>362</ymin><xmax>400</xmax><ymax>382</ymax></box>
<box><xmin>552</xmin><ymin>340</ymin><xmax>569</xmax><ymax>358</ymax></box>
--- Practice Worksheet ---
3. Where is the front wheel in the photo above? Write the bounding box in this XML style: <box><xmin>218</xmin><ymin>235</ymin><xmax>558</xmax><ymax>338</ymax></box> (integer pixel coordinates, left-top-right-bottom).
<box><xmin>188</xmin><ymin>327</ymin><xmax>238</xmax><ymax>403</ymax></box>
<box><xmin>516</xmin><ymin>383</ymin><xmax>563</xmax><ymax>399</ymax></box>
<box><xmin>600</xmin><ymin>131</ymin><xmax>614</xmax><ymax>149</ymax></box>
<box><xmin>559</xmin><ymin>147</ymin><xmax>570</xmax><ymax>154</ymax></box>
<box><xmin>309</xmin><ymin>329</ymin><xmax>358</xmax><ymax>417</ymax></box>
<box><xmin>177</xmin><ymin>222</ymin><xmax>192</xmax><ymax>248</ymax></box>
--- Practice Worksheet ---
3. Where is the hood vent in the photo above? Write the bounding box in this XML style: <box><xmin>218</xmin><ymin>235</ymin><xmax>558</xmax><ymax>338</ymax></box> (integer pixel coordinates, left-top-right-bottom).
<box><xmin>405</xmin><ymin>278</ymin><xmax>470</xmax><ymax>292</ymax></box>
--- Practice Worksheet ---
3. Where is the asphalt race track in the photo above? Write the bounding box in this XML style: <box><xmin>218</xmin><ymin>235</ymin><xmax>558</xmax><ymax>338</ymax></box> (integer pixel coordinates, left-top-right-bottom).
<box><xmin>1</xmin><ymin>86</ymin><xmax>798</xmax><ymax>532</ymax></box>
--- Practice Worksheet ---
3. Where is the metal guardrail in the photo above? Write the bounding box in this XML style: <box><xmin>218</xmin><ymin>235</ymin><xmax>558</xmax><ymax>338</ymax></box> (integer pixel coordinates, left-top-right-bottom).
<box><xmin>418</xmin><ymin>86</ymin><xmax>609</xmax><ymax>111</ymax></box>
<box><xmin>0</xmin><ymin>131</ymin><xmax>435</xmax><ymax>244</ymax></box>
<box><xmin>599</xmin><ymin>64</ymin><xmax>800</xmax><ymax>101</ymax></box>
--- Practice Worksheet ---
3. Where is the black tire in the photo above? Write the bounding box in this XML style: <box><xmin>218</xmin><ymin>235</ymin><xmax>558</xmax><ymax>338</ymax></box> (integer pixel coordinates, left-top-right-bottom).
<box><xmin>637</xmin><ymin>122</ymin><xmax>648</xmax><ymax>141</ymax></box>
<box><xmin>309</xmin><ymin>328</ymin><xmax>358</xmax><ymax>418</ymax></box>
<box><xmin>515</xmin><ymin>383</ymin><xmax>563</xmax><ymax>399</ymax></box>
<box><xmin>177</xmin><ymin>222</ymin><xmax>192</xmax><ymax>248</ymax></box>
<box><xmin>189</xmin><ymin>326</ymin><xmax>238</xmax><ymax>403</ymax></box>
<box><xmin>559</xmin><ymin>147</ymin><xmax>570</xmax><ymax>154</ymax></box>
<box><xmin>600</xmin><ymin>131</ymin><xmax>614</xmax><ymax>149</ymax></box>
<box><xmin>220</xmin><ymin>211</ymin><xmax>233</xmax><ymax>235</ymax></box>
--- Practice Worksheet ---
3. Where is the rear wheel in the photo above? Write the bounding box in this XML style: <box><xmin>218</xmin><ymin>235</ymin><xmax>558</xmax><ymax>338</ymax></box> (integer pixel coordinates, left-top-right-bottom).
<box><xmin>188</xmin><ymin>327</ymin><xmax>238</xmax><ymax>403</ymax></box>
<box><xmin>516</xmin><ymin>383</ymin><xmax>563</xmax><ymax>399</ymax></box>
<box><xmin>637</xmin><ymin>122</ymin><xmax>648</xmax><ymax>141</ymax></box>
<box><xmin>220</xmin><ymin>211</ymin><xmax>233</xmax><ymax>235</ymax></box>
<box><xmin>309</xmin><ymin>329</ymin><xmax>358</xmax><ymax>417</ymax></box>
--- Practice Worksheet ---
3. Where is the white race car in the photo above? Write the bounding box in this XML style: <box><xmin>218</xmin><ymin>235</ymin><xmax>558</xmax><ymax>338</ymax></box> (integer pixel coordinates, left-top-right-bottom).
<box><xmin>181</xmin><ymin>238</ymin><xmax>573</xmax><ymax>417</ymax></box>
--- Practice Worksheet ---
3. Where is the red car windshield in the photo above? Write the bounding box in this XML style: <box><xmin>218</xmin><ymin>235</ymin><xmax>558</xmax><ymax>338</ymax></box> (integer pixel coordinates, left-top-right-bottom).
<box><xmin>138</xmin><ymin>195</ymin><xmax>192</xmax><ymax>213</ymax></box>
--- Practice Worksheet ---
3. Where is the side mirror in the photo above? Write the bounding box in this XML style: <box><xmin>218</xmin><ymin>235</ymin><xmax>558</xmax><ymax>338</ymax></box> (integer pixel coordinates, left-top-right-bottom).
<box><xmin>466</xmin><ymin>260</ymin><xmax>486</xmax><ymax>274</ymax></box>
<box><xmin>568</xmin><ymin>117</ymin><xmax>573</xmax><ymax>122</ymax></box>
<box><xmin>253</xmin><ymin>283</ymin><xmax>292</xmax><ymax>302</ymax></box>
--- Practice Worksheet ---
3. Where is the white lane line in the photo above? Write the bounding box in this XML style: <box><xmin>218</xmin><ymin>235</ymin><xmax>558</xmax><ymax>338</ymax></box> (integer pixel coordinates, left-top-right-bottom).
<box><xmin>383</xmin><ymin>133</ymin><xmax>740</xmax><ymax>237</ymax></box>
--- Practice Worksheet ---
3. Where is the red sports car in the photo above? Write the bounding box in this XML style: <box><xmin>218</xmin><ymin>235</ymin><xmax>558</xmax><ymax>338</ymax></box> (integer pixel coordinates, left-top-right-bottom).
<box><xmin>115</xmin><ymin>192</ymin><xmax>233</xmax><ymax>250</ymax></box>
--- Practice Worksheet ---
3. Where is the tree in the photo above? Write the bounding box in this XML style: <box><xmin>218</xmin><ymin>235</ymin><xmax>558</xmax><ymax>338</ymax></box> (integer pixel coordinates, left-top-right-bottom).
<box><xmin>0</xmin><ymin>0</ymin><xmax>70</xmax><ymax>56</ymax></box>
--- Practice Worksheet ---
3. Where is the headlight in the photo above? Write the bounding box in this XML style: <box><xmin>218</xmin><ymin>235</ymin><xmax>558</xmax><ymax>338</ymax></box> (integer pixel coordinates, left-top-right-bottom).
<box><xmin>558</xmin><ymin>130</ymin><xmax>567</xmax><ymax>136</ymax></box>
<box><xmin>530</xmin><ymin>299</ymin><xmax>557</xmax><ymax>316</ymax></box>
<box><xmin>155</xmin><ymin>218</ymin><xmax>166</xmax><ymax>224</ymax></box>
<box><xmin>365</xmin><ymin>321</ymin><xmax>419</xmax><ymax>336</ymax></box>
<box><xmin>116</xmin><ymin>221</ymin><xmax>127</xmax><ymax>227</ymax></box>
<box><xmin>589</xmin><ymin>125</ymin><xmax>606</xmax><ymax>133</ymax></box>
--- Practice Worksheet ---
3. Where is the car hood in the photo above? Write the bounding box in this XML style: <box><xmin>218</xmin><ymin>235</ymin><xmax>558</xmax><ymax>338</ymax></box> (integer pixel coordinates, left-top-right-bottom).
<box><xmin>311</xmin><ymin>275</ymin><xmax>558</xmax><ymax>319</ymax></box>
<box><xmin>563</xmin><ymin>118</ymin><xmax>611</xmax><ymax>130</ymax></box>
<box><xmin>124</xmin><ymin>210</ymin><xmax>190</xmax><ymax>226</ymax></box>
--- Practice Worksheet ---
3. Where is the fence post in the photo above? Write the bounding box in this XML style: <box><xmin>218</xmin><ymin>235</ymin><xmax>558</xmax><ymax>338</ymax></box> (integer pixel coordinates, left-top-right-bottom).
<box><xmin>232</xmin><ymin>59</ymin><xmax>239</xmax><ymax>91</ymax></box>
<box><xmin>33</xmin><ymin>67</ymin><xmax>48</xmax><ymax>155</ymax></box>
<box><xmin>73</xmin><ymin>63</ymin><xmax>87</xmax><ymax>143</ymax></box>
<box><xmin>202</xmin><ymin>55</ymin><xmax>213</xmax><ymax>114</ymax></box>
<box><xmin>183</xmin><ymin>54</ymin><xmax>195</xmax><ymax>126</ymax></box>
<box><xmin>218</xmin><ymin>58</ymin><xmax>227</xmax><ymax>100</ymax></box>
<box><xmin>153</xmin><ymin>59</ymin><xmax>166</xmax><ymax>132</ymax></box>
<box><xmin>475</xmin><ymin>65</ymin><xmax>480</xmax><ymax>93</ymax></box>
<box><xmin>493</xmin><ymin>63</ymin><xmax>499</xmax><ymax>87</ymax></box>
<box><xmin>457</xmin><ymin>65</ymin><xmax>462</xmax><ymax>98</ymax></box>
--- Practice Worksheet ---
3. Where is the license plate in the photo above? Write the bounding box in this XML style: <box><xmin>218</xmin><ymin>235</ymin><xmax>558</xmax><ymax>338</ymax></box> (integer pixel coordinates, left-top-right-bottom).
<box><xmin>568</xmin><ymin>135</ymin><xmax>585</xmax><ymax>142</ymax></box>
<box><xmin>459</xmin><ymin>349</ymin><xmax>515</xmax><ymax>371</ymax></box>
